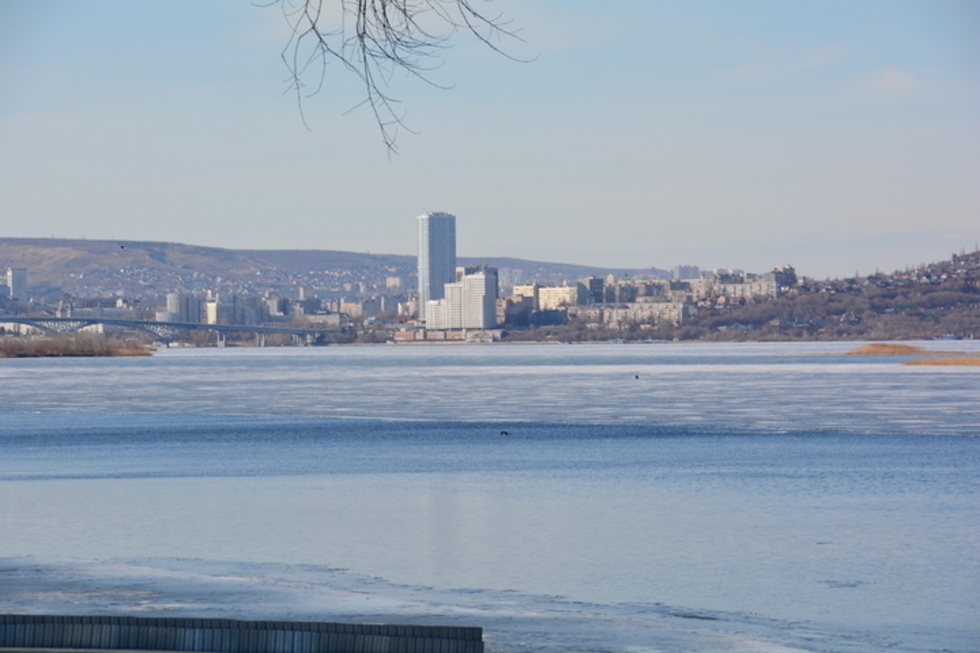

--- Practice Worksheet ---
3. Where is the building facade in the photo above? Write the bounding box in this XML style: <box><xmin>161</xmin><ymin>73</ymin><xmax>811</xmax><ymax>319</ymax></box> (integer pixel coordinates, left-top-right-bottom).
<box><xmin>6</xmin><ymin>267</ymin><xmax>27</xmax><ymax>301</ymax></box>
<box><xmin>202</xmin><ymin>294</ymin><xmax>268</xmax><ymax>325</ymax></box>
<box><xmin>512</xmin><ymin>284</ymin><xmax>540</xmax><ymax>310</ymax></box>
<box><xmin>579</xmin><ymin>276</ymin><xmax>605</xmax><ymax>305</ymax></box>
<box><xmin>417</xmin><ymin>212</ymin><xmax>457</xmax><ymax>322</ymax></box>
<box><xmin>538</xmin><ymin>284</ymin><xmax>584</xmax><ymax>311</ymax></box>
<box><xmin>673</xmin><ymin>265</ymin><xmax>701</xmax><ymax>280</ymax></box>
<box><xmin>425</xmin><ymin>266</ymin><xmax>498</xmax><ymax>330</ymax></box>
<box><xmin>159</xmin><ymin>292</ymin><xmax>203</xmax><ymax>323</ymax></box>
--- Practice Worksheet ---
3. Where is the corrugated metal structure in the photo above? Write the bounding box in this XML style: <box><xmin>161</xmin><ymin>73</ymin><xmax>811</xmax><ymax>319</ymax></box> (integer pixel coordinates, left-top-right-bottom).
<box><xmin>0</xmin><ymin>615</ymin><xmax>484</xmax><ymax>653</ymax></box>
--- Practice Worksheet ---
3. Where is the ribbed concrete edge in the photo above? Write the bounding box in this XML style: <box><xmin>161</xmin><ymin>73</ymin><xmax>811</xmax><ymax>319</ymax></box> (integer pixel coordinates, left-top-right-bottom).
<box><xmin>0</xmin><ymin>615</ymin><xmax>483</xmax><ymax>653</ymax></box>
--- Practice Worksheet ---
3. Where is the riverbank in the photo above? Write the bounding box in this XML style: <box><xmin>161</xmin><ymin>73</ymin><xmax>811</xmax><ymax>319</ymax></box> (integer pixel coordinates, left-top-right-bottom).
<box><xmin>904</xmin><ymin>356</ymin><xmax>980</xmax><ymax>366</ymax></box>
<box><xmin>0</xmin><ymin>335</ymin><xmax>152</xmax><ymax>358</ymax></box>
<box><xmin>839</xmin><ymin>342</ymin><xmax>980</xmax><ymax>364</ymax></box>
<box><xmin>844</xmin><ymin>343</ymin><xmax>963</xmax><ymax>355</ymax></box>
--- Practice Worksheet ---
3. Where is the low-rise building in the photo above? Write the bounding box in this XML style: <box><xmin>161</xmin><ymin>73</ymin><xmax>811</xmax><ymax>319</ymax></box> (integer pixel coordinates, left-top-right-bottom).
<box><xmin>603</xmin><ymin>301</ymin><xmax>694</xmax><ymax>327</ymax></box>
<box><xmin>538</xmin><ymin>284</ymin><xmax>584</xmax><ymax>310</ymax></box>
<box><xmin>512</xmin><ymin>284</ymin><xmax>540</xmax><ymax>310</ymax></box>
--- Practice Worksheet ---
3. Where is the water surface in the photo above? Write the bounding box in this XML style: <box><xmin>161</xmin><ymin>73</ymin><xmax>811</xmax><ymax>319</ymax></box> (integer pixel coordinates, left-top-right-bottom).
<box><xmin>1</xmin><ymin>342</ymin><xmax>978</xmax><ymax>652</ymax></box>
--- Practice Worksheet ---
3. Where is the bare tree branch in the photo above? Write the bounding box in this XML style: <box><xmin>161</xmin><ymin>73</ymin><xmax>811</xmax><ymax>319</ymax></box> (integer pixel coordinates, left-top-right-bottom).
<box><xmin>261</xmin><ymin>0</ymin><xmax>528</xmax><ymax>155</ymax></box>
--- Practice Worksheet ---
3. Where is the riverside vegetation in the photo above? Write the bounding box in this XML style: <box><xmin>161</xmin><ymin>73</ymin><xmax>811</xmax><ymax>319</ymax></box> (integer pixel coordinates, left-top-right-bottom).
<box><xmin>0</xmin><ymin>334</ymin><xmax>152</xmax><ymax>358</ymax></box>
<box><xmin>843</xmin><ymin>342</ymin><xmax>980</xmax><ymax>365</ymax></box>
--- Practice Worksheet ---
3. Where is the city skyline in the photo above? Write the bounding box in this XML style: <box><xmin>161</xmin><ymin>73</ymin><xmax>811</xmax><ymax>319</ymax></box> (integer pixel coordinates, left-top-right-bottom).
<box><xmin>2</xmin><ymin>230</ymin><xmax>976</xmax><ymax>344</ymax></box>
<box><xmin>1</xmin><ymin>2</ymin><xmax>978</xmax><ymax>279</ymax></box>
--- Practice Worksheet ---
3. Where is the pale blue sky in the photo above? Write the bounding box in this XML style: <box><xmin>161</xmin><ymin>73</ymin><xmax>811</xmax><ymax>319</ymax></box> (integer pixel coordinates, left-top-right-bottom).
<box><xmin>1</xmin><ymin>1</ymin><xmax>978</xmax><ymax>278</ymax></box>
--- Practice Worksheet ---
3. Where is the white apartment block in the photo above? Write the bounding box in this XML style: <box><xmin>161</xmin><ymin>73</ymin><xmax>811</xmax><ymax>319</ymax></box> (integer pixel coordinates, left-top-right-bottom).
<box><xmin>511</xmin><ymin>284</ymin><xmax>540</xmax><ymax>310</ymax></box>
<box><xmin>6</xmin><ymin>267</ymin><xmax>27</xmax><ymax>301</ymax></box>
<box><xmin>688</xmin><ymin>277</ymin><xmax>778</xmax><ymax>301</ymax></box>
<box><xmin>204</xmin><ymin>294</ymin><xmax>267</xmax><ymax>325</ymax></box>
<box><xmin>162</xmin><ymin>293</ymin><xmax>203</xmax><ymax>322</ymax></box>
<box><xmin>538</xmin><ymin>284</ymin><xmax>583</xmax><ymax>311</ymax></box>
<box><xmin>603</xmin><ymin>301</ymin><xmax>694</xmax><ymax>327</ymax></box>
<box><xmin>673</xmin><ymin>265</ymin><xmax>701</xmax><ymax>280</ymax></box>
<box><xmin>425</xmin><ymin>266</ymin><xmax>498</xmax><ymax>330</ymax></box>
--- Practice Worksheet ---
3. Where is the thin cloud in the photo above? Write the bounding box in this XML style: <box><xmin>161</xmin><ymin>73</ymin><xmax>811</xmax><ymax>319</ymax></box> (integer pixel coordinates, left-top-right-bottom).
<box><xmin>868</xmin><ymin>67</ymin><xmax>918</xmax><ymax>93</ymax></box>
<box><xmin>727</xmin><ymin>44</ymin><xmax>854</xmax><ymax>83</ymax></box>
<box><xmin>800</xmin><ymin>45</ymin><xmax>854</xmax><ymax>71</ymax></box>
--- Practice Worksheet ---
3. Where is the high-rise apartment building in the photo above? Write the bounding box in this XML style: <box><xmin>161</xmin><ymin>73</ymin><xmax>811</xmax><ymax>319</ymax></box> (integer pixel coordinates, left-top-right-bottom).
<box><xmin>426</xmin><ymin>266</ymin><xmax>498</xmax><ymax>330</ymax></box>
<box><xmin>673</xmin><ymin>265</ymin><xmax>701</xmax><ymax>280</ymax></box>
<box><xmin>6</xmin><ymin>267</ymin><xmax>27</xmax><ymax>301</ymax></box>
<box><xmin>417</xmin><ymin>212</ymin><xmax>456</xmax><ymax>322</ymax></box>
<box><xmin>164</xmin><ymin>293</ymin><xmax>204</xmax><ymax>323</ymax></box>
<box><xmin>578</xmin><ymin>276</ymin><xmax>605</xmax><ymax>305</ymax></box>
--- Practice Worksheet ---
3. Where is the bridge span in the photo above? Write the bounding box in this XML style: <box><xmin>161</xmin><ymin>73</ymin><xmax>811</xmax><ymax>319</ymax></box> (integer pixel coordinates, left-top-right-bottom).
<box><xmin>0</xmin><ymin>316</ymin><xmax>340</xmax><ymax>346</ymax></box>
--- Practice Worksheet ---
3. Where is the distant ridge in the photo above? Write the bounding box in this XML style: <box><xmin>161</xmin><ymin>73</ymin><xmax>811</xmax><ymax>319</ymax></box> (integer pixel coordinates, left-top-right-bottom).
<box><xmin>0</xmin><ymin>238</ymin><xmax>275</xmax><ymax>287</ymax></box>
<box><xmin>0</xmin><ymin>237</ymin><xmax>662</xmax><ymax>288</ymax></box>
<box><xmin>457</xmin><ymin>257</ymin><xmax>652</xmax><ymax>279</ymax></box>
<box><xmin>239</xmin><ymin>249</ymin><xmax>414</xmax><ymax>272</ymax></box>
<box><xmin>242</xmin><ymin>249</ymin><xmax>650</xmax><ymax>278</ymax></box>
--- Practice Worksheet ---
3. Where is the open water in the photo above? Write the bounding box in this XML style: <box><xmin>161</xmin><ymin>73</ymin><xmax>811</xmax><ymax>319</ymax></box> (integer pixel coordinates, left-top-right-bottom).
<box><xmin>1</xmin><ymin>341</ymin><xmax>978</xmax><ymax>652</ymax></box>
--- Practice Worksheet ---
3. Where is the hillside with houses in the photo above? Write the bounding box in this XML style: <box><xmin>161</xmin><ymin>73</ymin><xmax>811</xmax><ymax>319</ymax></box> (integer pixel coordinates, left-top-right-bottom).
<box><xmin>512</xmin><ymin>250</ymin><xmax>980</xmax><ymax>343</ymax></box>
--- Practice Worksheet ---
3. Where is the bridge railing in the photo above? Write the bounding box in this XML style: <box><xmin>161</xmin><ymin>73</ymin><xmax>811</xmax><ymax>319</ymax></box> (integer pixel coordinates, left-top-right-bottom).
<box><xmin>0</xmin><ymin>317</ymin><xmax>342</xmax><ymax>343</ymax></box>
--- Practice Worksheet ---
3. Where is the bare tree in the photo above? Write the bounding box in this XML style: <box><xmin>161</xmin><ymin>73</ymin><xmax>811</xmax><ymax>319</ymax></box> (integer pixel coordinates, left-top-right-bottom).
<box><xmin>265</xmin><ymin>0</ymin><xmax>526</xmax><ymax>154</ymax></box>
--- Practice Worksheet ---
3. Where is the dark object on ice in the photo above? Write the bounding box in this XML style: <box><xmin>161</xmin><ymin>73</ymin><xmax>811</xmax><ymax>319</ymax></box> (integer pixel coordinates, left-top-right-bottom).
<box><xmin>0</xmin><ymin>614</ymin><xmax>485</xmax><ymax>652</ymax></box>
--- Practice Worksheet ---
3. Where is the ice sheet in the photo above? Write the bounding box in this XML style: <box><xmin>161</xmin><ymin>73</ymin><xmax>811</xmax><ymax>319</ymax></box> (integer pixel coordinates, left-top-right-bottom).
<box><xmin>0</xmin><ymin>556</ymin><xmax>912</xmax><ymax>653</ymax></box>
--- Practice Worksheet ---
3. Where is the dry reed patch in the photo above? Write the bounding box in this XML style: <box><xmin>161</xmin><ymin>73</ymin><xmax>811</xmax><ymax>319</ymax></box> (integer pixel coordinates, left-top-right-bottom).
<box><xmin>845</xmin><ymin>343</ymin><xmax>963</xmax><ymax>355</ymax></box>
<box><xmin>107</xmin><ymin>346</ymin><xmax>154</xmax><ymax>356</ymax></box>
<box><xmin>0</xmin><ymin>336</ymin><xmax>152</xmax><ymax>358</ymax></box>
<box><xmin>903</xmin><ymin>357</ymin><xmax>980</xmax><ymax>366</ymax></box>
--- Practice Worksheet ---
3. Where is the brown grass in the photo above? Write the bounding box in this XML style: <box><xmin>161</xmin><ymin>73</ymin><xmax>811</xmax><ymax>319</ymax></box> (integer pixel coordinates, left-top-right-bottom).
<box><xmin>903</xmin><ymin>356</ymin><xmax>980</xmax><ymax>366</ymax></box>
<box><xmin>845</xmin><ymin>343</ymin><xmax>962</xmax><ymax>355</ymax></box>
<box><xmin>0</xmin><ymin>335</ymin><xmax>153</xmax><ymax>358</ymax></box>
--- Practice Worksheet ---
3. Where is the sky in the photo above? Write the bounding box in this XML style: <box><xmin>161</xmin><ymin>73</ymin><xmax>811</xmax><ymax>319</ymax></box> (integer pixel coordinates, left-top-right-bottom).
<box><xmin>1</xmin><ymin>0</ymin><xmax>978</xmax><ymax>279</ymax></box>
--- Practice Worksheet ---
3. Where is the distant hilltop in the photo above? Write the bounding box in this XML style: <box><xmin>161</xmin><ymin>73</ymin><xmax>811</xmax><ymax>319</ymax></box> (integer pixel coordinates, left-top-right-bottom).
<box><xmin>0</xmin><ymin>237</ymin><xmax>664</xmax><ymax>295</ymax></box>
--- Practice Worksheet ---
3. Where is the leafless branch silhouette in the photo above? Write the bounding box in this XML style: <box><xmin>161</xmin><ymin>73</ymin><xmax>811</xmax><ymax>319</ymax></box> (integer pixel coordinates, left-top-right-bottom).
<box><xmin>262</xmin><ymin>0</ymin><xmax>528</xmax><ymax>155</ymax></box>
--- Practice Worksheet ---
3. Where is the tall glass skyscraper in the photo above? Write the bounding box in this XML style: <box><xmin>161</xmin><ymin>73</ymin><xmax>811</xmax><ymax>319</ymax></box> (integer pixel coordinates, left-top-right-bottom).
<box><xmin>417</xmin><ymin>212</ymin><xmax>457</xmax><ymax>322</ymax></box>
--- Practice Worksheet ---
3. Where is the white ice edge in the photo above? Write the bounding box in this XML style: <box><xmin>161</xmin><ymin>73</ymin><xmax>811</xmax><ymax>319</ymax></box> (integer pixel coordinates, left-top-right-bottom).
<box><xmin>0</xmin><ymin>556</ymin><xmax>917</xmax><ymax>653</ymax></box>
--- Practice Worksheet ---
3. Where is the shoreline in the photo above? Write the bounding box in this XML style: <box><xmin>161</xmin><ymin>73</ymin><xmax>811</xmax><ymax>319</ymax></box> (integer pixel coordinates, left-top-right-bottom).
<box><xmin>0</xmin><ymin>556</ymin><xmax>941</xmax><ymax>653</ymax></box>
<box><xmin>0</xmin><ymin>335</ymin><xmax>153</xmax><ymax>358</ymax></box>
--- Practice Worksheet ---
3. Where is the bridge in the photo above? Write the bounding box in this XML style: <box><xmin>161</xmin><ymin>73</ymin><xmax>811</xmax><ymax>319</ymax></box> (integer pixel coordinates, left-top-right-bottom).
<box><xmin>0</xmin><ymin>316</ymin><xmax>341</xmax><ymax>346</ymax></box>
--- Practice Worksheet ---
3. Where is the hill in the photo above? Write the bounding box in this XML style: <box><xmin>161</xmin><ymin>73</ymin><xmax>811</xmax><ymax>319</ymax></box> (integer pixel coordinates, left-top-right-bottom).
<box><xmin>640</xmin><ymin>249</ymin><xmax>979</xmax><ymax>341</ymax></box>
<box><xmin>238</xmin><ymin>249</ymin><xmax>413</xmax><ymax>274</ymax></box>
<box><xmin>0</xmin><ymin>237</ymin><xmax>659</xmax><ymax>299</ymax></box>
<box><xmin>0</xmin><ymin>238</ymin><xmax>276</xmax><ymax>288</ymax></box>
